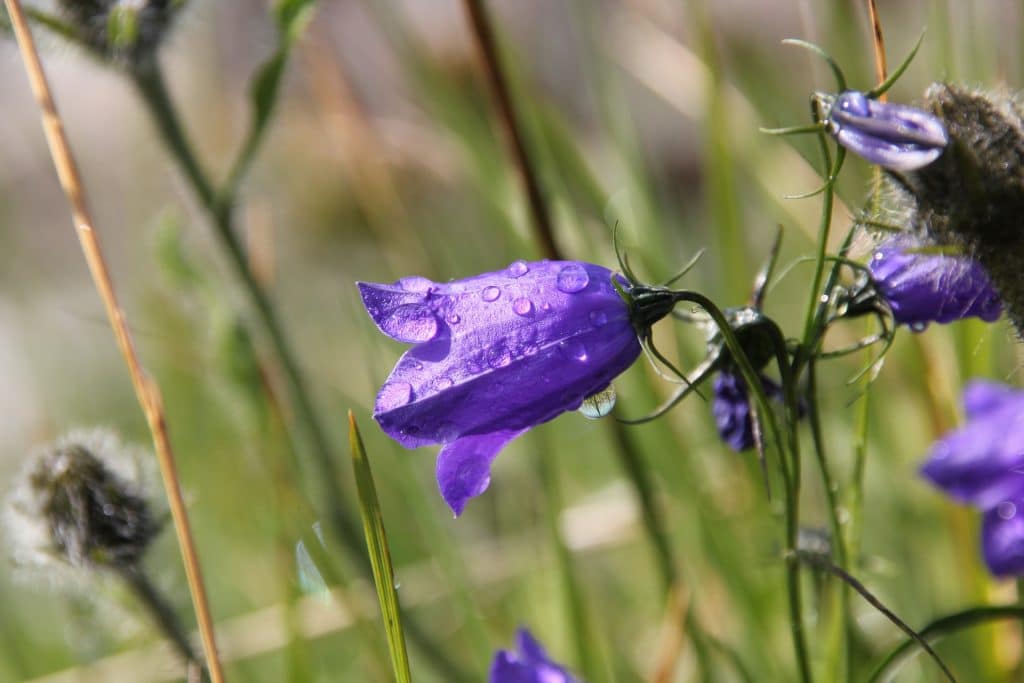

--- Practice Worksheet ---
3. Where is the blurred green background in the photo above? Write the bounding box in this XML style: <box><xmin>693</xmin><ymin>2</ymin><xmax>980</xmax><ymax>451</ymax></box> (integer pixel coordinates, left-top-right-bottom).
<box><xmin>1</xmin><ymin>1</ymin><xmax>1023</xmax><ymax>681</ymax></box>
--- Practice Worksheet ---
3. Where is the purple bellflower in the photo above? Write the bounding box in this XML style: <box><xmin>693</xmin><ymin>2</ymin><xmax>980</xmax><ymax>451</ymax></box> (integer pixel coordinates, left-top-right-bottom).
<box><xmin>921</xmin><ymin>381</ymin><xmax>1024</xmax><ymax>576</ymax></box>
<box><xmin>359</xmin><ymin>260</ymin><xmax>643</xmax><ymax>516</ymax></box>
<box><xmin>868</xmin><ymin>237</ymin><xmax>1002</xmax><ymax>329</ymax></box>
<box><xmin>712</xmin><ymin>370</ymin><xmax>786</xmax><ymax>452</ymax></box>
<box><xmin>490</xmin><ymin>628</ymin><xmax>579</xmax><ymax>683</ymax></box>
<box><xmin>827</xmin><ymin>90</ymin><xmax>948</xmax><ymax>171</ymax></box>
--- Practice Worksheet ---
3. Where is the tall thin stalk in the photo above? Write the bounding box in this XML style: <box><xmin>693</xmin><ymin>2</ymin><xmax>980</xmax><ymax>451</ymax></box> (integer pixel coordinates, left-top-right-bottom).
<box><xmin>3</xmin><ymin>3</ymin><xmax>226</xmax><ymax>681</ymax></box>
<box><xmin>129</xmin><ymin>52</ymin><xmax>471</xmax><ymax>683</ymax></box>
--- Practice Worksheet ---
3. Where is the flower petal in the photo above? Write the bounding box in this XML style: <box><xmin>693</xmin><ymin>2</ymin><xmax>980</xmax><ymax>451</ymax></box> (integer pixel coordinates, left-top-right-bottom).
<box><xmin>982</xmin><ymin>502</ymin><xmax>1024</xmax><ymax>577</ymax></box>
<box><xmin>489</xmin><ymin>627</ymin><xmax>578</xmax><ymax>683</ymax></box>
<box><xmin>834</xmin><ymin>127</ymin><xmax>943</xmax><ymax>172</ymax></box>
<box><xmin>368</xmin><ymin>262</ymin><xmax>639</xmax><ymax>448</ymax></box>
<box><xmin>436</xmin><ymin>429</ymin><xmax>528</xmax><ymax>516</ymax></box>
<box><xmin>869</xmin><ymin>238</ymin><xmax>1003</xmax><ymax>327</ymax></box>
<box><xmin>357</xmin><ymin>281</ymin><xmax>441</xmax><ymax>343</ymax></box>
<box><xmin>921</xmin><ymin>402</ymin><xmax>1024</xmax><ymax>508</ymax></box>
<box><xmin>963</xmin><ymin>380</ymin><xmax>1022</xmax><ymax>420</ymax></box>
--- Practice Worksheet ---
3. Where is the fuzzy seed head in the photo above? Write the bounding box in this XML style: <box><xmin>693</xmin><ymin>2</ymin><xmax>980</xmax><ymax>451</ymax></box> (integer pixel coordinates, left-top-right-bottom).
<box><xmin>4</xmin><ymin>430</ymin><xmax>158</xmax><ymax>579</ymax></box>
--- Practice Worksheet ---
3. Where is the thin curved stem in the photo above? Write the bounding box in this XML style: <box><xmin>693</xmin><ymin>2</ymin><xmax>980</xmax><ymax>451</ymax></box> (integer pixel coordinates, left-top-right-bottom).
<box><xmin>867</xmin><ymin>606</ymin><xmax>1024</xmax><ymax>682</ymax></box>
<box><xmin>3</xmin><ymin>6</ymin><xmax>227</xmax><ymax>680</ymax></box>
<box><xmin>131</xmin><ymin>57</ymin><xmax>471</xmax><ymax>683</ymax></box>
<box><xmin>671</xmin><ymin>290</ymin><xmax>811</xmax><ymax>683</ymax></box>
<box><xmin>119</xmin><ymin>566</ymin><xmax>203</xmax><ymax>675</ymax></box>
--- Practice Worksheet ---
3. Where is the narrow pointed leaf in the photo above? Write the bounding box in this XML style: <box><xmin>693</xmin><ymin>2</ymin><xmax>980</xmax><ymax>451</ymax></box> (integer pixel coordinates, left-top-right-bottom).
<box><xmin>349</xmin><ymin>412</ymin><xmax>412</xmax><ymax>683</ymax></box>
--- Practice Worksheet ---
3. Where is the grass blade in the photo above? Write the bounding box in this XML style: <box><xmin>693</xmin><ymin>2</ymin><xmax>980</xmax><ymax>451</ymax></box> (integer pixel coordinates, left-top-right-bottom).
<box><xmin>349</xmin><ymin>411</ymin><xmax>412</xmax><ymax>683</ymax></box>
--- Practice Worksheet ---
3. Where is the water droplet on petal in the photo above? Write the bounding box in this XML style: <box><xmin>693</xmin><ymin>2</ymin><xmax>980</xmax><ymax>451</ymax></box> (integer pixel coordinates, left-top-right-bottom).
<box><xmin>377</xmin><ymin>381</ymin><xmax>413</xmax><ymax>410</ymax></box>
<box><xmin>408</xmin><ymin>360</ymin><xmax>423</xmax><ymax>370</ymax></box>
<box><xmin>399</xmin><ymin>276</ymin><xmax>433</xmax><ymax>293</ymax></box>
<box><xmin>467</xmin><ymin>359</ymin><xmax>483</xmax><ymax>375</ymax></box>
<box><xmin>589</xmin><ymin>310</ymin><xmax>608</xmax><ymax>327</ymax></box>
<box><xmin>541</xmin><ymin>302</ymin><xmax>552</xmax><ymax>312</ymax></box>
<box><xmin>447</xmin><ymin>312</ymin><xmax>461</xmax><ymax>325</ymax></box>
<box><xmin>910</xmin><ymin>321</ymin><xmax>928</xmax><ymax>333</ymax></box>
<box><xmin>999</xmin><ymin>501</ymin><xmax>1017</xmax><ymax>520</ymax></box>
<box><xmin>579</xmin><ymin>386</ymin><xmax>617</xmax><ymax>419</ymax></box>
<box><xmin>381</xmin><ymin>304</ymin><xmax>439</xmax><ymax>342</ymax></box>
<box><xmin>559</xmin><ymin>339</ymin><xmax>588</xmax><ymax>362</ymax></box>
<box><xmin>481</xmin><ymin>286</ymin><xmax>501</xmax><ymax>302</ymax></box>
<box><xmin>512</xmin><ymin>297</ymin><xmax>533</xmax><ymax>316</ymax></box>
<box><xmin>507</xmin><ymin>260</ymin><xmax>529</xmax><ymax>278</ymax></box>
<box><xmin>434</xmin><ymin>376</ymin><xmax>454</xmax><ymax>390</ymax></box>
<box><xmin>556</xmin><ymin>264</ymin><xmax>590</xmax><ymax>293</ymax></box>
<box><xmin>487</xmin><ymin>344</ymin><xmax>512</xmax><ymax>368</ymax></box>
<box><xmin>523</xmin><ymin>343</ymin><xmax>539</xmax><ymax>356</ymax></box>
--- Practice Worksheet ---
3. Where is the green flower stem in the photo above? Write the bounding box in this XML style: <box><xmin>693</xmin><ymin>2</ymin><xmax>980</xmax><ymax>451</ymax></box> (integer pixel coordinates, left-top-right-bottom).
<box><xmin>130</xmin><ymin>59</ymin><xmax>470</xmax><ymax>683</ymax></box>
<box><xmin>118</xmin><ymin>565</ymin><xmax>204</xmax><ymax>677</ymax></box>
<box><xmin>674</xmin><ymin>291</ymin><xmax>810</xmax><ymax>683</ymax></box>
<box><xmin>806</xmin><ymin>360</ymin><xmax>850</xmax><ymax>683</ymax></box>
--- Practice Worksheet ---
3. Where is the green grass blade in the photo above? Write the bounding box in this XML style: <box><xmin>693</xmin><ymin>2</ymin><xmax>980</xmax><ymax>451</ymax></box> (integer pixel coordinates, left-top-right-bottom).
<box><xmin>349</xmin><ymin>411</ymin><xmax>413</xmax><ymax>683</ymax></box>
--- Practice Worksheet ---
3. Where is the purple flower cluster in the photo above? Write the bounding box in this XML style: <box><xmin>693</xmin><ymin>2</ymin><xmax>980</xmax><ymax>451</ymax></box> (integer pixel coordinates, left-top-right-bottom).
<box><xmin>827</xmin><ymin>91</ymin><xmax>948</xmax><ymax>171</ymax></box>
<box><xmin>359</xmin><ymin>260</ymin><xmax>641</xmax><ymax>515</ymax></box>
<box><xmin>921</xmin><ymin>381</ymin><xmax>1024</xmax><ymax>576</ymax></box>
<box><xmin>868</xmin><ymin>237</ymin><xmax>1002</xmax><ymax>329</ymax></box>
<box><xmin>490</xmin><ymin>629</ymin><xmax>578</xmax><ymax>683</ymax></box>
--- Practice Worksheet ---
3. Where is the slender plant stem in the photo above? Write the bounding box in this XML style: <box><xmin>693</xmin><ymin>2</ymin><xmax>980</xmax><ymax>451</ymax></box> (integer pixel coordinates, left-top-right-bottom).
<box><xmin>119</xmin><ymin>566</ymin><xmax>202</xmax><ymax>673</ymax></box>
<box><xmin>3</xmin><ymin>4</ymin><xmax>227</xmax><ymax>681</ymax></box>
<box><xmin>129</xmin><ymin>63</ymin><xmax>360</xmax><ymax>550</ymax></box>
<box><xmin>807</xmin><ymin>360</ymin><xmax>850</xmax><ymax>682</ymax></box>
<box><xmin>460</xmin><ymin>0</ymin><xmax>560</xmax><ymax>261</ymax></box>
<box><xmin>129</xmin><ymin>55</ymin><xmax>470</xmax><ymax>683</ymax></box>
<box><xmin>866</xmin><ymin>0</ymin><xmax>888</xmax><ymax>100</ymax></box>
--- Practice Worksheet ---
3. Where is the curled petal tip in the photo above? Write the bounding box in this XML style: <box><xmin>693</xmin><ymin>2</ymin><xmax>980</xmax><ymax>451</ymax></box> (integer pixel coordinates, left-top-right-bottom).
<box><xmin>437</xmin><ymin>430</ymin><xmax>528</xmax><ymax>516</ymax></box>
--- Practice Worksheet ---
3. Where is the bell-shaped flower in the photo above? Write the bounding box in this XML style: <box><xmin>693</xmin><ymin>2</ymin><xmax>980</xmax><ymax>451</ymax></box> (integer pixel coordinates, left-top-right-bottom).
<box><xmin>490</xmin><ymin>628</ymin><xmax>579</xmax><ymax>683</ymax></box>
<box><xmin>868</xmin><ymin>237</ymin><xmax>1002</xmax><ymax>329</ymax></box>
<box><xmin>359</xmin><ymin>260</ymin><xmax>642</xmax><ymax>515</ymax></box>
<box><xmin>921</xmin><ymin>381</ymin><xmax>1024</xmax><ymax>576</ymax></box>
<box><xmin>827</xmin><ymin>90</ymin><xmax>948</xmax><ymax>171</ymax></box>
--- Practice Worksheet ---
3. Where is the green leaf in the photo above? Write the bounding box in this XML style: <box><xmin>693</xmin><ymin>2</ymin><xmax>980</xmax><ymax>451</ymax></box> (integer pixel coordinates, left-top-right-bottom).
<box><xmin>349</xmin><ymin>412</ymin><xmax>413</xmax><ymax>683</ymax></box>
<box><xmin>220</xmin><ymin>0</ymin><xmax>316</xmax><ymax>205</ymax></box>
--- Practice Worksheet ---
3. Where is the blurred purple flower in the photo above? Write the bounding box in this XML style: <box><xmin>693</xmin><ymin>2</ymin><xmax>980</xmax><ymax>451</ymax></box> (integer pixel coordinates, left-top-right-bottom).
<box><xmin>921</xmin><ymin>380</ymin><xmax>1024</xmax><ymax>576</ymax></box>
<box><xmin>868</xmin><ymin>237</ymin><xmax>1002</xmax><ymax>329</ymax></box>
<box><xmin>490</xmin><ymin>628</ymin><xmax>579</xmax><ymax>683</ymax></box>
<box><xmin>712</xmin><ymin>371</ymin><xmax>785</xmax><ymax>452</ymax></box>
<box><xmin>359</xmin><ymin>260</ymin><xmax>641</xmax><ymax>515</ymax></box>
<box><xmin>828</xmin><ymin>90</ymin><xmax>948</xmax><ymax>171</ymax></box>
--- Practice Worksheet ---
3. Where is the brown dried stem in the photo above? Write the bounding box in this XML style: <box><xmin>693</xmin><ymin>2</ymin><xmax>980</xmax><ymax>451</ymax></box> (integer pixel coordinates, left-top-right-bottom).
<box><xmin>866</xmin><ymin>0</ymin><xmax>888</xmax><ymax>101</ymax></box>
<box><xmin>2</xmin><ymin>2</ymin><xmax>226</xmax><ymax>681</ymax></box>
<box><xmin>460</xmin><ymin>0</ymin><xmax>561</xmax><ymax>261</ymax></box>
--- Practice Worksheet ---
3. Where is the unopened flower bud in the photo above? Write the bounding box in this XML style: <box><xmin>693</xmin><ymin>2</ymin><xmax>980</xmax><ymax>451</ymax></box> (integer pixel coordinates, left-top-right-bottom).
<box><xmin>827</xmin><ymin>90</ymin><xmax>948</xmax><ymax>171</ymax></box>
